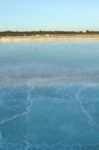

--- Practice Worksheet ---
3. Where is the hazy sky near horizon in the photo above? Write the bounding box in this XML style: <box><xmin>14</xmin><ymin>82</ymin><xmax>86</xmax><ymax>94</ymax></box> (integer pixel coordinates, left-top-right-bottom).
<box><xmin>0</xmin><ymin>0</ymin><xmax>99</xmax><ymax>31</ymax></box>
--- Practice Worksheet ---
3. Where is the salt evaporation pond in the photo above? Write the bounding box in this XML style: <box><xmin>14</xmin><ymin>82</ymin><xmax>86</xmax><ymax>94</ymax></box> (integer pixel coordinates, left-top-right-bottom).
<box><xmin>0</xmin><ymin>41</ymin><xmax>99</xmax><ymax>150</ymax></box>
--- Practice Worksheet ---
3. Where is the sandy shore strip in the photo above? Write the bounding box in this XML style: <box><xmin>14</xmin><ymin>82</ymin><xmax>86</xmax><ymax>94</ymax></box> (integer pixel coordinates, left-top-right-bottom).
<box><xmin>0</xmin><ymin>37</ymin><xmax>99</xmax><ymax>42</ymax></box>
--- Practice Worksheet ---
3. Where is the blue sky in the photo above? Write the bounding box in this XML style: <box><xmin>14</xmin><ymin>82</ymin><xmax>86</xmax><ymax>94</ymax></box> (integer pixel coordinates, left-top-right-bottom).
<box><xmin>0</xmin><ymin>0</ymin><xmax>99</xmax><ymax>31</ymax></box>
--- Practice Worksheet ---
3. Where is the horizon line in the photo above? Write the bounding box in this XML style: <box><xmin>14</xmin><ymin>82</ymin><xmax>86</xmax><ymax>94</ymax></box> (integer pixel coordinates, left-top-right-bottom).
<box><xmin>0</xmin><ymin>30</ymin><xmax>99</xmax><ymax>32</ymax></box>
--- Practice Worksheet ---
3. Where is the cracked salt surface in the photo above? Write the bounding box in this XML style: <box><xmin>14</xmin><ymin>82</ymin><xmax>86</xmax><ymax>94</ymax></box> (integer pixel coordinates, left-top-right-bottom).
<box><xmin>75</xmin><ymin>85</ymin><xmax>99</xmax><ymax>127</ymax></box>
<box><xmin>0</xmin><ymin>85</ymin><xmax>99</xmax><ymax>150</ymax></box>
<box><xmin>0</xmin><ymin>41</ymin><xmax>99</xmax><ymax>150</ymax></box>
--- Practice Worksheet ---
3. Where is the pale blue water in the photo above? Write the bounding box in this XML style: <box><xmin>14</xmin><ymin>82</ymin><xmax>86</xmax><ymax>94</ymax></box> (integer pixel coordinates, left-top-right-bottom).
<box><xmin>0</xmin><ymin>41</ymin><xmax>99</xmax><ymax>150</ymax></box>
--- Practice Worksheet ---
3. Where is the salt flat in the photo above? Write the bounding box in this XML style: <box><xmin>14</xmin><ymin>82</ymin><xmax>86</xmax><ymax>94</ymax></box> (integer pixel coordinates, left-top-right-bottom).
<box><xmin>0</xmin><ymin>41</ymin><xmax>99</xmax><ymax>150</ymax></box>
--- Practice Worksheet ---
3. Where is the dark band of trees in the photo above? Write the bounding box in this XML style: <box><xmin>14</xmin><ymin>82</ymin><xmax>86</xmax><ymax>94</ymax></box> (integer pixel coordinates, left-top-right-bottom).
<box><xmin>0</xmin><ymin>30</ymin><xmax>99</xmax><ymax>36</ymax></box>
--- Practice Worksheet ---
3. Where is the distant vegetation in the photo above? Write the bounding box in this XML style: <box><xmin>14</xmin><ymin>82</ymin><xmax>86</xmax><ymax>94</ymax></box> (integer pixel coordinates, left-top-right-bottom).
<box><xmin>0</xmin><ymin>30</ymin><xmax>99</xmax><ymax>36</ymax></box>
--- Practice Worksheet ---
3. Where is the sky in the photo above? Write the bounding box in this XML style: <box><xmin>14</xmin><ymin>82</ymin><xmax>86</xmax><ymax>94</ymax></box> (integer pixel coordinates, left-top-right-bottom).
<box><xmin>0</xmin><ymin>0</ymin><xmax>99</xmax><ymax>31</ymax></box>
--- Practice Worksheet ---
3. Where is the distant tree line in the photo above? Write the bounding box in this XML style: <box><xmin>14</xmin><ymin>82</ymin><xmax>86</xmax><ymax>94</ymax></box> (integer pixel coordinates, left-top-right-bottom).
<box><xmin>0</xmin><ymin>30</ymin><xmax>99</xmax><ymax>36</ymax></box>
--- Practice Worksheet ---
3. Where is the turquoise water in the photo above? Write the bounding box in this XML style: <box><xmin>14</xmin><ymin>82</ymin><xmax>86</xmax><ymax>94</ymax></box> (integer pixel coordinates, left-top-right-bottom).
<box><xmin>0</xmin><ymin>41</ymin><xmax>99</xmax><ymax>149</ymax></box>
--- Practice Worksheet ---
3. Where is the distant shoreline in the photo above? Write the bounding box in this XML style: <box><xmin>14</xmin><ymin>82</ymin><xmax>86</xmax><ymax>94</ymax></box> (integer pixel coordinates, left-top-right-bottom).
<box><xmin>0</xmin><ymin>36</ymin><xmax>99</xmax><ymax>42</ymax></box>
<box><xmin>0</xmin><ymin>31</ymin><xmax>99</xmax><ymax>36</ymax></box>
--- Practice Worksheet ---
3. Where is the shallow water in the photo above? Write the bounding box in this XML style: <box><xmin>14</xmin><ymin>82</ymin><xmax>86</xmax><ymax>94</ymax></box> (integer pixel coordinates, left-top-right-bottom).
<box><xmin>0</xmin><ymin>41</ymin><xmax>99</xmax><ymax>150</ymax></box>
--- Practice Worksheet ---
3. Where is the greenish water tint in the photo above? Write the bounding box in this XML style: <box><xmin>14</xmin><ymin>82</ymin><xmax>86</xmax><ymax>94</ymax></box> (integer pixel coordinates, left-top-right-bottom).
<box><xmin>0</xmin><ymin>41</ymin><xmax>99</xmax><ymax>149</ymax></box>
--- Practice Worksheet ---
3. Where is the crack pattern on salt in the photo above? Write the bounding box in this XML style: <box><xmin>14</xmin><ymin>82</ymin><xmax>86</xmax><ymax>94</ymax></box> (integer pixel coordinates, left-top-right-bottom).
<box><xmin>0</xmin><ymin>85</ymin><xmax>34</xmax><ymax>126</ymax></box>
<box><xmin>75</xmin><ymin>85</ymin><xmax>99</xmax><ymax>127</ymax></box>
<box><xmin>0</xmin><ymin>85</ymin><xmax>99</xmax><ymax>149</ymax></box>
